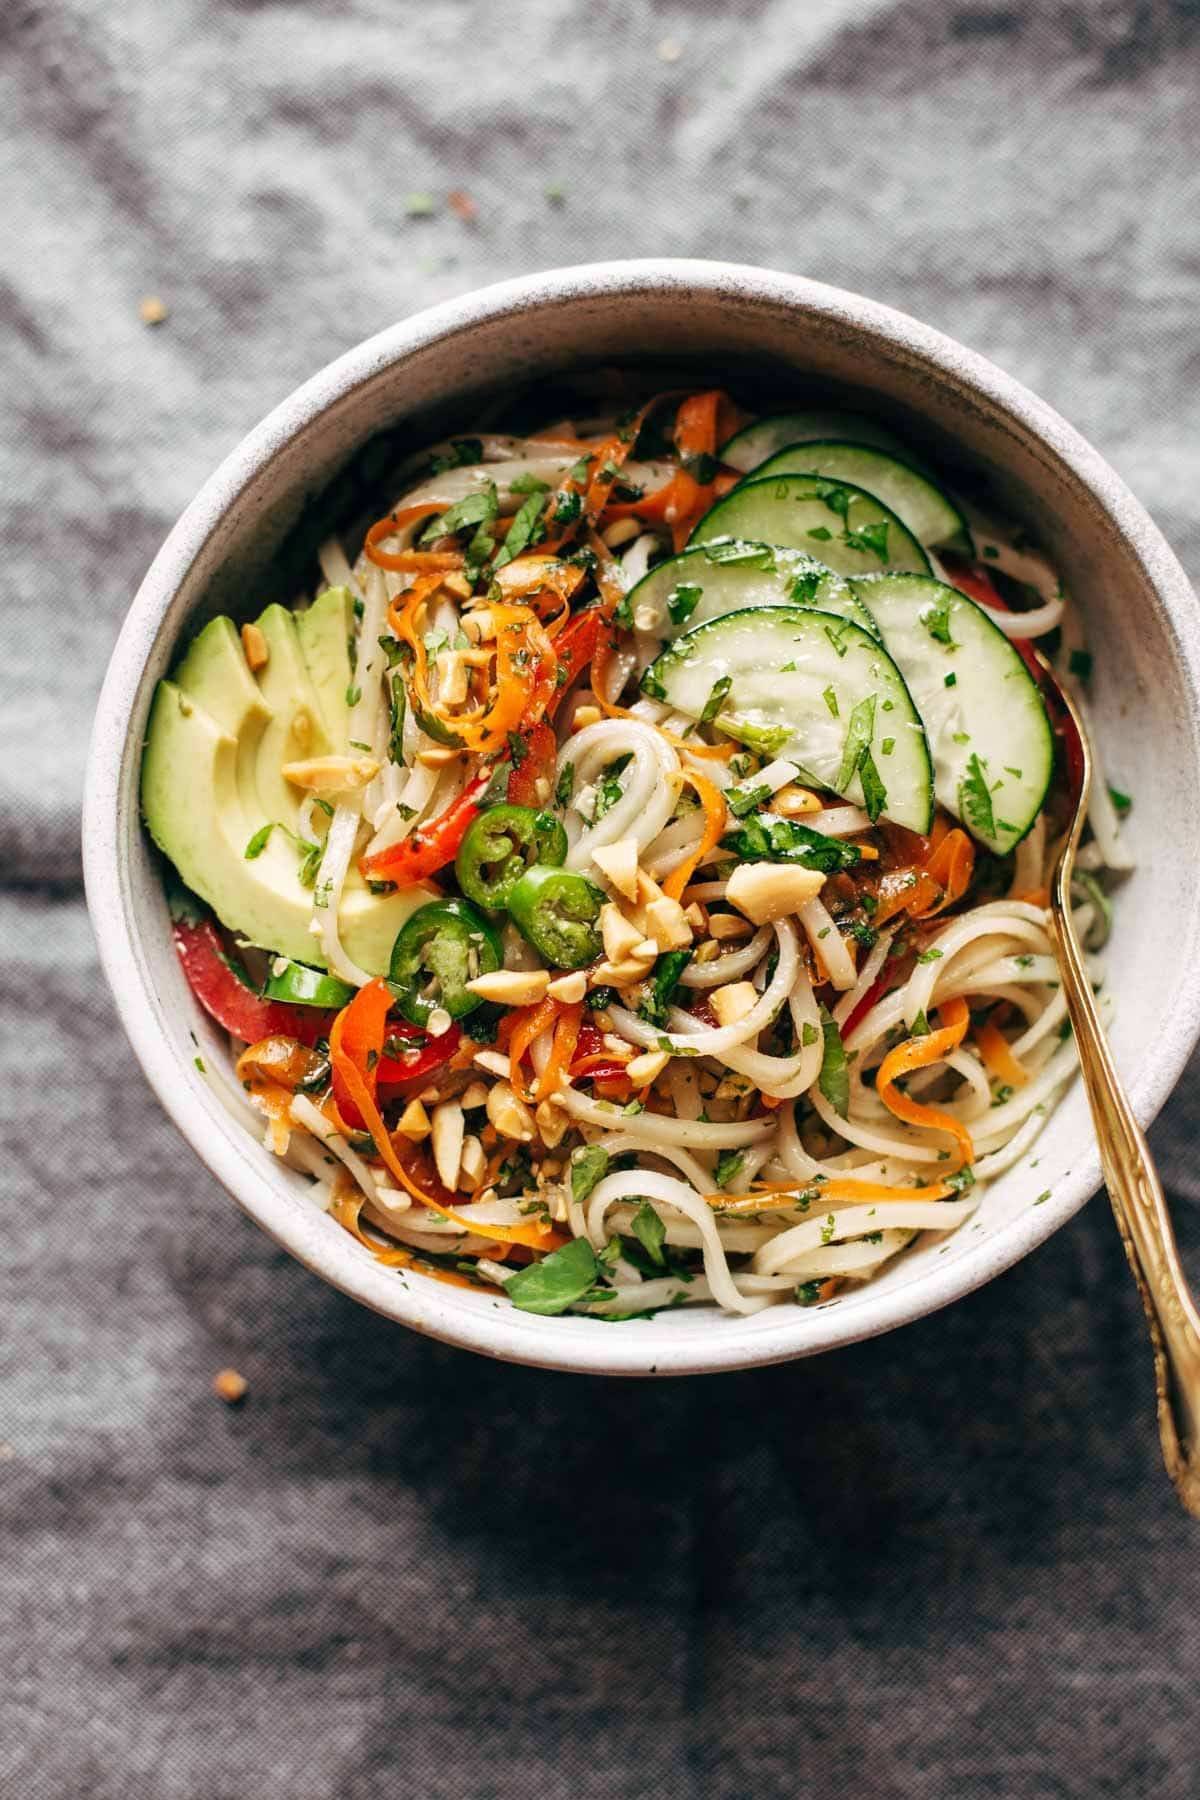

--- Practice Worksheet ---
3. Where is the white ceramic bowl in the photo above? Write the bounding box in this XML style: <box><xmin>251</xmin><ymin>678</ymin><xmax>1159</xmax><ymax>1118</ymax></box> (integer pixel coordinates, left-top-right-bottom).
<box><xmin>84</xmin><ymin>260</ymin><xmax>1200</xmax><ymax>1375</ymax></box>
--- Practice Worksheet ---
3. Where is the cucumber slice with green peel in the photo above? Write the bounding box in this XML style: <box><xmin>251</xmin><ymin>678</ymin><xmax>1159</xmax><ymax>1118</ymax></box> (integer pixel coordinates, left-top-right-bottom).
<box><xmin>749</xmin><ymin>442</ymin><xmax>972</xmax><ymax>554</ymax></box>
<box><xmin>623</xmin><ymin>539</ymin><xmax>878</xmax><ymax>640</ymax></box>
<box><xmin>721</xmin><ymin>410</ymin><xmax>912</xmax><ymax>472</ymax></box>
<box><xmin>850</xmin><ymin>575</ymin><xmax>1053</xmax><ymax>853</ymax></box>
<box><xmin>691</xmin><ymin>475</ymin><xmax>930</xmax><ymax>579</ymax></box>
<box><xmin>643</xmin><ymin>606</ymin><xmax>933</xmax><ymax>833</ymax></box>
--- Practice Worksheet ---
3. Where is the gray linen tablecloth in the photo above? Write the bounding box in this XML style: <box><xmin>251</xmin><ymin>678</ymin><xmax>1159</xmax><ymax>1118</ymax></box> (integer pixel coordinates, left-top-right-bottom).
<box><xmin>4</xmin><ymin>3</ymin><xmax>1200</xmax><ymax>1795</ymax></box>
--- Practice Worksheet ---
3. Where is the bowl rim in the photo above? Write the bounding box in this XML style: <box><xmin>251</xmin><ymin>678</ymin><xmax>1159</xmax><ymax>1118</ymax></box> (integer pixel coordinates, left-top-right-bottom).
<box><xmin>83</xmin><ymin>257</ymin><xmax>1200</xmax><ymax>1376</ymax></box>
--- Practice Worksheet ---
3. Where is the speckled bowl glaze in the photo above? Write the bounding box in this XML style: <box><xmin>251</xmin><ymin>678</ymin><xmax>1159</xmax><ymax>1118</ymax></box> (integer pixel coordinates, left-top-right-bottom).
<box><xmin>85</xmin><ymin>261</ymin><xmax>1200</xmax><ymax>1375</ymax></box>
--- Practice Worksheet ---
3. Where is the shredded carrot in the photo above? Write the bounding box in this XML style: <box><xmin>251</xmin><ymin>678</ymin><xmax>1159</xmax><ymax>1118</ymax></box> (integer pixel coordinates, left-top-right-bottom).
<box><xmin>388</xmin><ymin>585</ymin><xmax>554</xmax><ymax>751</ymax></box>
<box><xmin>536</xmin><ymin>1000</ymin><xmax>584</xmax><ymax>1100</ymax></box>
<box><xmin>507</xmin><ymin>996</ymin><xmax>561</xmax><ymax>1100</ymax></box>
<box><xmin>1012</xmin><ymin>886</ymin><xmax>1050</xmax><ymax>907</ymax></box>
<box><xmin>975</xmin><ymin>1019</ymin><xmax>1029</xmax><ymax>1089</ymax></box>
<box><xmin>709</xmin><ymin>1175</ymin><xmax>957</xmax><ymax>1214</ymax></box>
<box><xmin>872</xmin><ymin>826</ymin><xmax>975</xmax><ymax>926</ymax></box>
<box><xmin>662</xmin><ymin>770</ymin><xmax>727</xmax><ymax>901</ymax></box>
<box><xmin>325</xmin><ymin>987</ymin><xmax>557</xmax><ymax>1247</ymax></box>
<box><xmin>914</xmin><ymin>828</ymin><xmax>975</xmax><ymax>918</ymax></box>
<box><xmin>875</xmin><ymin>996</ymin><xmax>973</xmax><ymax>1168</ymax></box>
<box><xmin>364</xmin><ymin>505</ymin><xmax>465</xmax><ymax>572</ymax></box>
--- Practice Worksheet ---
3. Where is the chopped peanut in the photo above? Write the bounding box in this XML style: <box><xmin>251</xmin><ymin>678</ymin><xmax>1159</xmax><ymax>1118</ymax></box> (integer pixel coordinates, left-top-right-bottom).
<box><xmin>592</xmin><ymin>838</ymin><xmax>640</xmax><ymax>900</ymax></box>
<box><xmin>435</xmin><ymin>649</ymin><xmax>470</xmax><ymax>706</ymax></box>
<box><xmin>458</xmin><ymin>1134</ymin><xmax>486</xmax><ymax>1188</ymax></box>
<box><xmin>486</xmin><ymin>1080</ymin><xmax>536</xmax><ymax>1143</ymax></box>
<box><xmin>572</xmin><ymin>704</ymin><xmax>602</xmax><ymax>730</ymax></box>
<box><xmin>694</xmin><ymin>939</ymin><xmax>721</xmax><ymax>964</ymax></box>
<box><xmin>601</xmin><ymin>516</ymin><xmax>641</xmax><ymax>549</ymax></box>
<box><xmin>709</xmin><ymin>981</ymin><xmax>759</xmax><ymax>1028</ymax></box>
<box><xmin>282</xmin><ymin>753</ymin><xmax>378</xmax><ymax>791</ymax></box>
<box><xmin>726</xmin><ymin>861</ymin><xmax>826</xmax><ymax>925</ymax></box>
<box><xmin>441</xmin><ymin>572</ymin><xmax>472</xmax><ymax>601</ymax></box>
<box><xmin>461</xmin><ymin>608</ymin><xmax>495</xmax><ymax>643</ymax></box>
<box><xmin>459</xmin><ymin>1081</ymin><xmax>490</xmax><ymax>1111</ymax></box>
<box><xmin>547</xmin><ymin>970</ymin><xmax>587</xmax><ymax>1004</ymax></box>
<box><xmin>535</xmin><ymin>1099</ymin><xmax>570</xmax><ymax>1148</ymax></box>
<box><xmin>683</xmin><ymin>901</ymin><xmax>708</xmax><ymax>932</ymax></box>
<box><xmin>240</xmin><ymin>622</ymin><xmax>268</xmax><ymax>670</ymax></box>
<box><xmin>431</xmin><ymin>1099</ymin><xmax>465</xmax><ymax>1189</ymax></box>
<box><xmin>709</xmin><ymin>912</ymin><xmax>754</xmax><ymax>941</ymax></box>
<box><xmin>601</xmin><ymin>902</ymin><xmax>646</xmax><ymax>965</ymax></box>
<box><xmin>771</xmin><ymin>783</ymin><xmax>822</xmax><ymax>818</ymax></box>
<box><xmin>472</xmin><ymin>1048</ymin><xmax>512</xmax><ymax>1079</ymax></box>
<box><xmin>416</xmin><ymin>747</ymin><xmax>462</xmax><ymax>770</ymax></box>
<box><xmin>625</xmin><ymin>1047</ymin><xmax>671</xmax><ymax>1085</ymax></box>
<box><xmin>643</xmin><ymin>895</ymin><xmax>692</xmax><ymax>951</ymax></box>
<box><xmin>465</xmin><ymin>968</ymin><xmax>551</xmax><ymax>1007</ymax></box>
<box><xmin>396</xmin><ymin>1098</ymin><xmax>432</xmax><ymax>1141</ymax></box>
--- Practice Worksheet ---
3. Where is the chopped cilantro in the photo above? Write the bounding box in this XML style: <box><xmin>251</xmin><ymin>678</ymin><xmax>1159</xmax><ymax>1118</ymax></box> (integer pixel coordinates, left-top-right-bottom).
<box><xmin>667</xmin><ymin>582</ymin><xmax>703</xmax><ymax>626</ymax></box>
<box><xmin>958</xmin><ymin>752</ymin><xmax>996</xmax><ymax>839</ymax></box>
<box><xmin>244</xmin><ymin>822</ymin><xmax>276</xmax><ymax>860</ymax></box>
<box><xmin>822</xmin><ymin>685</ymin><xmax>839</xmax><ymax>719</ymax></box>
<box><xmin>570</xmin><ymin>1145</ymin><xmax>610</xmax><ymax>1206</ymax></box>
<box><xmin>921</xmin><ymin>595</ymin><xmax>958</xmax><ymax>647</ymax></box>
<box><xmin>843</xmin><ymin>519</ymin><xmax>890</xmax><ymax>563</ymax></box>
<box><xmin>818</xmin><ymin>1006</ymin><xmax>850</xmax><ymax>1118</ymax></box>
<box><xmin>699</xmin><ymin>675</ymin><xmax>732</xmax><ymax>725</ymax></box>
<box><xmin>835</xmin><ymin>694</ymin><xmax>877</xmax><ymax>791</ymax></box>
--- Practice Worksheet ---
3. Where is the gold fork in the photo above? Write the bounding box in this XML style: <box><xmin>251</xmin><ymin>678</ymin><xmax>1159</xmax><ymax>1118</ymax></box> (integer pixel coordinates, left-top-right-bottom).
<box><xmin>1038</xmin><ymin>653</ymin><xmax>1200</xmax><ymax>1516</ymax></box>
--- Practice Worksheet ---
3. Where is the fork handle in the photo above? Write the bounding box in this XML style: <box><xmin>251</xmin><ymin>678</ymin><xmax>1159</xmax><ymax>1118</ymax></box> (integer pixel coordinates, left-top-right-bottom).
<box><xmin>1049</xmin><ymin>911</ymin><xmax>1200</xmax><ymax>1516</ymax></box>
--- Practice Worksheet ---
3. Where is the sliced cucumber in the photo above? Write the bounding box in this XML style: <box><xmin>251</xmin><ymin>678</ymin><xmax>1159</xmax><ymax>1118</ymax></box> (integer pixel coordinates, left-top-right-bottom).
<box><xmin>691</xmin><ymin>475</ymin><xmax>930</xmax><ymax>579</ymax></box>
<box><xmin>644</xmin><ymin>606</ymin><xmax>932</xmax><ymax>833</ymax></box>
<box><xmin>850</xmin><ymin>575</ymin><xmax>1053</xmax><ymax>853</ymax></box>
<box><xmin>623</xmin><ymin>539</ymin><xmax>877</xmax><ymax>640</ymax></box>
<box><xmin>749</xmin><ymin>442</ymin><xmax>972</xmax><ymax>554</ymax></box>
<box><xmin>721</xmin><ymin>411</ymin><xmax>911</xmax><ymax>472</ymax></box>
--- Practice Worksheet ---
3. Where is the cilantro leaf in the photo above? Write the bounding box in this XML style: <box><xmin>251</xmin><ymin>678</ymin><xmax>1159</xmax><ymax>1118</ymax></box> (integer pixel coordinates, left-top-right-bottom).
<box><xmin>818</xmin><ymin>1006</ymin><xmax>850</xmax><ymax>1118</ymax></box>
<box><xmin>570</xmin><ymin>1145</ymin><xmax>610</xmax><ymax>1206</ymax></box>
<box><xmin>493</xmin><ymin>491</ymin><xmax>547</xmax><ymax>569</ymax></box>
<box><xmin>836</xmin><ymin>694</ymin><xmax>877</xmax><ymax>792</ymax></box>
<box><xmin>843</xmin><ymin>519</ymin><xmax>890</xmax><ymax>563</ymax></box>
<box><xmin>419</xmin><ymin>482</ymin><xmax>498</xmax><ymax>545</ymax></box>
<box><xmin>630</xmin><ymin>1200</ymin><xmax>667</xmax><ymax>1267</ymax></box>
<box><xmin>667</xmin><ymin>582</ymin><xmax>702</xmax><ymax>626</ymax></box>
<box><xmin>958</xmin><ymin>752</ymin><xmax>996</xmax><ymax>840</ymax></box>
<box><xmin>723</xmin><ymin>814</ymin><xmax>862</xmax><ymax>873</ymax></box>
<box><xmin>503</xmin><ymin>1237</ymin><xmax>600</xmax><ymax>1315</ymax></box>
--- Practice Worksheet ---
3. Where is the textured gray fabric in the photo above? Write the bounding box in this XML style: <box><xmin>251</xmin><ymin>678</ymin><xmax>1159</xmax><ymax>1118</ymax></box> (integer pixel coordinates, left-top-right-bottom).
<box><xmin>3</xmin><ymin>2</ymin><xmax>1200</xmax><ymax>1796</ymax></box>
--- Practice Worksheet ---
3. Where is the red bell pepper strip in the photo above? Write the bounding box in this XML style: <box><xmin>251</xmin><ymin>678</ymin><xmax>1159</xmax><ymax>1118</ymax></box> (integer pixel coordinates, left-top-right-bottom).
<box><xmin>375</xmin><ymin>1018</ymin><xmax>463</xmax><ymax>1088</ymax></box>
<box><xmin>172</xmin><ymin>917</ymin><xmax>333</xmax><ymax>1047</ymax></box>
<box><xmin>507</xmin><ymin>720</ymin><xmax>559</xmax><ymax>807</ymax></box>
<box><xmin>547</xmin><ymin>609</ymin><xmax>605</xmax><ymax>717</ymax></box>
<box><xmin>359</xmin><ymin>773</ymin><xmax>489</xmax><ymax>886</ymax></box>
<box><xmin>330</xmin><ymin>980</ymin><xmax>461</xmax><ymax>1128</ymax></box>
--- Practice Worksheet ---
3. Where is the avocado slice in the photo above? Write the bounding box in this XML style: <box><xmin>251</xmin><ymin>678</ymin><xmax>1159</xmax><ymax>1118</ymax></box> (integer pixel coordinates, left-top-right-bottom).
<box><xmin>174</xmin><ymin>616</ymin><xmax>270</xmax><ymax>824</ymax></box>
<box><xmin>142</xmin><ymin>617</ymin><xmax>422</xmax><ymax>975</ymax></box>
<box><xmin>297</xmin><ymin>586</ymin><xmax>355</xmax><ymax>752</ymax></box>
<box><xmin>252</xmin><ymin>603</ymin><xmax>334</xmax><ymax>829</ymax></box>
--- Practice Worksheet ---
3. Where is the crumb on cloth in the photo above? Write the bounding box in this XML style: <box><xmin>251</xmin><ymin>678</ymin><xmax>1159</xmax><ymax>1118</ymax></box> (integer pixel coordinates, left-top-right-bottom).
<box><xmin>213</xmin><ymin>1368</ymin><xmax>248</xmax><ymax>1405</ymax></box>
